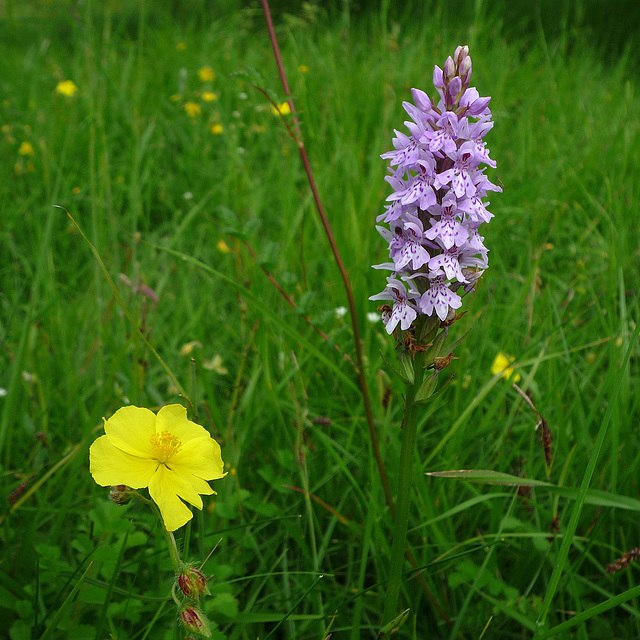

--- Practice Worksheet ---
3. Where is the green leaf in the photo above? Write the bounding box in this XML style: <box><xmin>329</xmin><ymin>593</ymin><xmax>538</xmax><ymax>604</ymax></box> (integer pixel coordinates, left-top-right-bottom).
<box><xmin>426</xmin><ymin>469</ymin><xmax>551</xmax><ymax>486</ymax></box>
<box><xmin>208</xmin><ymin>592</ymin><xmax>239</xmax><ymax>618</ymax></box>
<box><xmin>379</xmin><ymin>349</ymin><xmax>413</xmax><ymax>385</ymax></box>
<box><xmin>426</xmin><ymin>469</ymin><xmax>640</xmax><ymax>511</ymax></box>
<box><xmin>377</xmin><ymin>608</ymin><xmax>410</xmax><ymax>638</ymax></box>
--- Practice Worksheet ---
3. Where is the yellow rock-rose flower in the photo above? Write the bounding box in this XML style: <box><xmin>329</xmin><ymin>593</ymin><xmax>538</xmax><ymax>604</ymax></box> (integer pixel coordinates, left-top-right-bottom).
<box><xmin>183</xmin><ymin>101</ymin><xmax>201</xmax><ymax>117</ymax></box>
<box><xmin>89</xmin><ymin>404</ymin><xmax>226</xmax><ymax>531</ymax></box>
<box><xmin>18</xmin><ymin>141</ymin><xmax>34</xmax><ymax>156</ymax></box>
<box><xmin>55</xmin><ymin>80</ymin><xmax>78</xmax><ymax>97</ymax></box>
<box><xmin>491</xmin><ymin>352</ymin><xmax>520</xmax><ymax>383</ymax></box>
<box><xmin>270</xmin><ymin>101</ymin><xmax>291</xmax><ymax>116</ymax></box>
<box><xmin>198</xmin><ymin>66</ymin><xmax>215</xmax><ymax>82</ymax></box>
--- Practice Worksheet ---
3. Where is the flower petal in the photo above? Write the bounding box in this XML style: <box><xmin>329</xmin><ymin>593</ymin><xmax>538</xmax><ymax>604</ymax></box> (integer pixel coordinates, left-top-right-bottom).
<box><xmin>89</xmin><ymin>435</ymin><xmax>158</xmax><ymax>488</ymax></box>
<box><xmin>148</xmin><ymin>465</ymin><xmax>198</xmax><ymax>531</ymax></box>
<box><xmin>172</xmin><ymin>437</ymin><xmax>225</xmax><ymax>481</ymax></box>
<box><xmin>103</xmin><ymin>406</ymin><xmax>157</xmax><ymax>458</ymax></box>
<box><xmin>156</xmin><ymin>404</ymin><xmax>211</xmax><ymax>443</ymax></box>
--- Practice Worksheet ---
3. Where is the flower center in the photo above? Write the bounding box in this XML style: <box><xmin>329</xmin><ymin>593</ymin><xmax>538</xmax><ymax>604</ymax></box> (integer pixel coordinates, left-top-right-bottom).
<box><xmin>149</xmin><ymin>431</ymin><xmax>182</xmax><ymax>463</ymax></box>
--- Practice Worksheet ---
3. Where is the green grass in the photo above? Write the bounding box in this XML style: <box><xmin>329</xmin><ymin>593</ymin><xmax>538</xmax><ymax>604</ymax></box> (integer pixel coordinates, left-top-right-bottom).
<box><xmin>1</xmin><ymin>1</ymin><xmax>640</xmax><ymax>639</ymax></box>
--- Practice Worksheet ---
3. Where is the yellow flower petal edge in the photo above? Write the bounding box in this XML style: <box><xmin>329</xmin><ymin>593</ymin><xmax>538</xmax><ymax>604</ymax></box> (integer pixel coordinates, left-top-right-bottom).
<box><xmin>89</xmin><ymin>404</ymin><xmax>227</xmax><ymax>531</ymax></box>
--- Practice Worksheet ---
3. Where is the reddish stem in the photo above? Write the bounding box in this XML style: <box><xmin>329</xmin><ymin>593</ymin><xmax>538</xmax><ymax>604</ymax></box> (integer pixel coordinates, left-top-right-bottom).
<box><xmin>260</xmin><ymin>0</ymin><xmax>394</xmax><ymax>516</ymax></box>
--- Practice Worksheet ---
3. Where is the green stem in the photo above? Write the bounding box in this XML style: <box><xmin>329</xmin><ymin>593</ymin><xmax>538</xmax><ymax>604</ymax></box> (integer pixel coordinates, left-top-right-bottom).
<box><xmin>380</xmin><ymin>361</ymin><xmax>425</xmax><ymax>628</ymax></box>
<box><xmin>143</xmin><ymin>496</ymin><xmax>183</xmax><ymax>574</ymax></box>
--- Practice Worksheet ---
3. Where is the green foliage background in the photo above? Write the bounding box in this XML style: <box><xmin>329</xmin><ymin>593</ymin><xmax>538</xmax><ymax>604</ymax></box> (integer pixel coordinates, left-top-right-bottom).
<box><xmin>1</xmin><ymin>1</ymin><xmax>639</xmax><ymax>638</ymax></box>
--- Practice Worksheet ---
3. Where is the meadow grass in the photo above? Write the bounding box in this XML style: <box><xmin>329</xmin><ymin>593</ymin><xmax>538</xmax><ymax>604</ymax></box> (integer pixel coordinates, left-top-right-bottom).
<box><xmin>1</xmin><ymin>1</ymin><xmax>640</xmax><ymax>639</ymax></box>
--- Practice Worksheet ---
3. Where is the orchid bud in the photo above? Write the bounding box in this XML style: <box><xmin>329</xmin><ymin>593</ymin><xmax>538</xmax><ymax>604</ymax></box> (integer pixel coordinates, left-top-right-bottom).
<box><xmin>455</xmin><ymin>45</ymin><xmax>469</xmax><ymax>66</ymax></box>
<box><xmin>448</xmin><ymin>76</ymin><xmax>462</xmax><ymax>99</ymax></box>
<box><xmin>411</xmin><ymin>88</ymin><xmax>432</xmax><ymax>112</ymax></box>
<box><xmin>459</xmin><ymin>56</ymin><xmax>472</xmax><ymax>82</ymax></box>
<box><xmin>443</xmin><ymin>56</ymin><xmax>456</xmax><ymax>79</ymax></box>
<box><xmin>432</xmin><ymin>65</ymin><xmax>444</xmax><ymax>89</ymax></box>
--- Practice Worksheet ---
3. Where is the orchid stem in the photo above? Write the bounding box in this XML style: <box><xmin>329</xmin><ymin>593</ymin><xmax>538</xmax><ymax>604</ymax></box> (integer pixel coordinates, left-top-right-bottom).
<box><xmin>380</xmin><ymin>358</ymin><xmax>425</xmax><ymax>628</ymax></box>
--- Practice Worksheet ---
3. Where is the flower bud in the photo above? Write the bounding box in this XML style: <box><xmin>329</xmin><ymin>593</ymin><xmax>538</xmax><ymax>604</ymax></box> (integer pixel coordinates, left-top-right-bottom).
<box><xmin>411</xmin><ymin>88</ymin><xmax>432</xmax><ymax>113</ymax></box>
<box><xmin>448</xmin><ymin>76</ymin><xmax>462</xmax><ymax>99</ymax></box>
<box><xmin>459</xmin><ymin>56</ymin><xmax>472</xmax><ymax>83</ymax></box>
<box><xmin>432</xmin><ymin>65</ymin><xmax>444</xmax><ymax>89</ymax></box>
<box><xmin>444</xmin><ymin>56</ymin><xmax>456</xmax><ymax>79</ymax></box>
<box><xmin>109</xmin><ymin>485</ymin><xmax>132</xmax><ymax>505</ymax></box>
<box><xmin>177</xmin><ymin>566</ymin><xmax>211</xmax><ymax>598</ymax></box>
<box><xmin>455</xmin><ymin>45</ymin><xmax>469</xmax><ymax>66</ymax></box>
<box><xmin>179</xmin><ymin>606</ymin><xmax>212</xmax><ymax>638</ymax></box>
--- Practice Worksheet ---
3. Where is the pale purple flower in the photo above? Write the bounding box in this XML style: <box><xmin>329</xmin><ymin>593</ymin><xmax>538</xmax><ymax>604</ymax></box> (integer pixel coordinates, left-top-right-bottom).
<box><xmin>398</xmin><ymin>160</ymin><xmax>437</xmax><ymax>209</ymax></box>
<box><xmin>424</xmin><ymin>194</ymin><xmax>469</xmax><ymax>249</ymax></box>
<box><xmin>370</xmin><ymin>278</ymin><xmax>418</xmax><ymax>334</ymax></box>
<box><xmin>435</xmin><ymin>142</ymin><xmax>482</xmax><ymax>198</ymax></box>
<box><xmin>380</xmin><ymin>129</ymin><xmax>423</xmax><ymax>171</ymax></box>
<box><xmin>419</xmin><ymin>275</ymin><xmax>462</xmax><ymax>322</ymax></box>
<box><xmin>376</xmin><ymin>214</ymin><xmax>430</xmax><ymax>272</ymax></box>
<box><xmin>428</xmin><ymin>245</ymin><xmax>467</xmax><ymax>282</ymax></box>
<box><xmin>424</xmin><ymin>112</ymin><xmax>459</xmax><ymax>155</ymax></box>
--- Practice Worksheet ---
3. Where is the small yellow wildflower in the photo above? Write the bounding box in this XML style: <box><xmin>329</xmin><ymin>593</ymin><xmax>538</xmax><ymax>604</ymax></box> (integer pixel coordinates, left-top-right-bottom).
<box><xmin>298</xmin><ymin>64</ymin><xmax>309</xmax><ymax>73</ymax></box>
<box><xmin>270</xmin><ymin>101</ymin><xmax>291</xmax><ymax>116</ymax></box>
<box><xmin>183</xmin><ymin>101</ymin><xmax>201</xmax><ymax>117</ymax></box>
<box><xmin>89</xmin><ymin>404</ymin><xmax>226</xmax><ymax>531</ymax></box>
<box><xmin>198</xmin><ymin>66</ymin><xmax>215</xmax><ymax>82</ymax></box>
<box><xmin>210</xmin><ymin>123</ymin><xmax>224</xmax><ymax>135</ymax></box>
<box><xmin>72</xmin><ymin>187</ymin><xmax>81</xmax><ymax>194</ymax></box>
<box><xmin>17</xmin><ymin>141</ymin><xmax>34</xmax><ymax>156</ymax></box>
<box><xmin>176</xmin><ymin>42</ymin><xmax>187</xmax><ymax>51</ymax></box>
<box><xmin>216</xmin><ymin>239</ymin><xmax>231</xmax><ymax>253</ymax></box>
<box><xmin>201</xmin><ymin>91</ymin><xmax>218</xmax><ymax>102</ymax></box>
<box><xmin>55</xmin><ymin>80</ymin><xmax>78</xmax><ymax>97</ymax></box>
<box><xmin>491</xmin><ymin>352</ymin><xmax>521</xmax><ymax>383</ymax></box>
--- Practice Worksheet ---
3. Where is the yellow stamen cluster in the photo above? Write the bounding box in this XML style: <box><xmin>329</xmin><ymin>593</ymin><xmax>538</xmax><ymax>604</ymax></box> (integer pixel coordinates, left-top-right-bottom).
<box><xmin>150</xmin><ymin>431</ymin><xmax>182</xmax><ymax>462</ymax></box>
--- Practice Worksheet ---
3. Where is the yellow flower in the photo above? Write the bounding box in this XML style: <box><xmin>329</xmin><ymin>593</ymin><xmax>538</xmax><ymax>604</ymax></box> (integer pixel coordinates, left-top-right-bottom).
<box><xmin>201</xmin><ymin>91</ymin><xmax>218</xmax><ymax>102</ymax></box>
<box><xmin>270</xmin><ymin>101</ymin><xmax>291</xmax><ymax>116</ymax></box>
<box><xmin>55</xmin><ymin>80</ymin><xmax>78</xmax><ymax>97</ymax></box>
<box><xmin>198</xmin><ymin>66</ymin><xmax>215</xmax><ymax>82</ymax></box>
<box><xmin>216</xmin><ymin>239</ymin><xmax>231</xmax><ymax>253</ymax></box>
<box><xmin>298</xmin><ymin>64</ymin><xmax>309</xmax><ymax>73</ymax></box>
<box><xmin>89</xmin><ymin>404</ymin><xmax>226</xmax><ymax>531</ymax></box>
<box><xmin>18</xmin><ymin>141</ymin><xmax>34</xmax><ymax>156</ymax></box>
<box><xmin>491</xmin><ymin>352</ymin><xmax>521</xmax><ymax>383</ymax></box>
<box><xmin>210</xmin><ymin>123</ymin><xmax>223</xmax><ymax>135</ymax></box>
<box><xmin>183</xmin><ymin>101</ymin><xmax>201</xmax><ymax>117</ymax></box>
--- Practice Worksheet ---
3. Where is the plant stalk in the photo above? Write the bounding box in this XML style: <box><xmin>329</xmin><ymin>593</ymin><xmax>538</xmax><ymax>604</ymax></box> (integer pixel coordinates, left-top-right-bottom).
<box><xmin>380</xmin><ymin>362</ymin><xmax>425</xmax><ymax>628</ymax></box>
<box><xmin>260</xmin><ymin>0</ymin><xmax>395</xmax><ymax>515</ymax></box>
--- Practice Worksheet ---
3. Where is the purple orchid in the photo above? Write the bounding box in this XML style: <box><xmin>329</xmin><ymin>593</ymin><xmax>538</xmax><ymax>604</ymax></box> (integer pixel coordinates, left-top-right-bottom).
<box><xmin>370</xmin><ymin>45</ymin><xmax>500</xmax><ymax>336</ymax></box>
